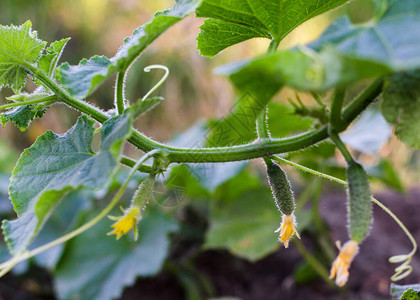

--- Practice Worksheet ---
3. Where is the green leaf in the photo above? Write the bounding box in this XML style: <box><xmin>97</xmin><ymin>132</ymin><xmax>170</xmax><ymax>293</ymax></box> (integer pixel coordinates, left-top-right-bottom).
<box><xmin>0</xmin><ymin>90</ymin><xmax>55</xmax><ymax>131</ymax></box>
<box><xmin>205</xmin><ymin>187</ymin><xmax>280</xmax><ymax>261</ymax></box>
<box><xmin>205</xmin><ymin>100</ymin><xmax>313</xmax><ymax>148</ymax></box>
<box><xmin>197</xmin><ymin>19</ymin><xmax>270</xmax><ymax>57</ymax></box>
<box><xmin>38</xmin><ymin>38</ymin><xmax>70</xmax><ymax>77</ymax></box>
<box><xmin>2</xmin><ymin>111</ymin><xmax>132</xmax><ymax>254</ymax></box>
<box><xmin>371</xmin><ymin>0</ymin><xmax>388</xmax><ymax>20</ymax></box>
<box><xmin>0</xmin><ymin>104</ymin><xmax>46</xmax><ymax>131</ymax></box>
<box><xmin>196</xmin><ymin>0</ymin><xmax>350</xmax><ymax>57</ymax></box>
<box><xmin>391</xmin><ymin>283</ymin><xmax>420</xmax><ymax>300</ymax></box>
<box><xmin>213</xmin><ymin>170</ymin><xmax>260</xmax><ymax>202</ymax></box>
<box><xmin>167</xmin><ymin>121</ymin><xmax>248</xmax><ymax>195</ymax></box>
<box><xmin>56</xmin><ymin>0</ymin><xmax>201</xmax><ymax>98</ymax></box>
<box><xmin>288</xmin><ymin>141</ymin><xmax>336</xmax><ymax>160</ymax></box>
<box><xmin>165</xmin><ymin>164</ymin><xmax>210</xmax><ymax>199</ymax></box>
<box><xmin>219</xmin><ymin>0</ymin><xmax>420</xmax><ymax>95</ymax></box>
<box><xmin>341</xmin><ymin>108</ymin><xmax>392</xmax><ymax>154</ymax></box>
<box><xmin>309</xmin><ymin>0</ymin><xmax>420</xmax><ymax>70</ymax></box>
<box><xmin>32</xmin><ymin>190</ymin><xmax>92</xmax><ymax>269</ymax></box>
<box><xmin>218</xmin><ymin>45</ymin><xmax>390</xmax><ymax>93</ymax></box>
<box><xmin>205</xmin><ymin>93</ymin><xmax>271</xmax><ymax>147</ymax></box>
<box><xmin>188</xmin><ymin>161</ymin><xmax>247</xmax><ymax>192</ymax></box>
<box><xmin>0</xmin><ymin>21</ymin><xmax>46</xmax><ymax>92</ymax></box>
<box><xmin>132</xmin><ymin>96</ymin><xmax>164</xmax><ymax>118</ymax></box>
<box><xmin>55</xmin><ymin>55</ymin><xmax>113</xmax><ymax>99</ymax></box>
<box><xmin>54</xmin><ymin>209</ymin><xmax>178</xmax><ymax>300</ymax></box>
<box><xmin>367</xmin><ymin>159</ymin><xmax>404</xmax><ymax>192</ymax></box>
<box><xmin>402</xmin><ymin>290</ymin><xmax>420</xmax><ymax>300</ymax></box>
<box><xmin>382</xmin><ymin>71</ymin><xmax>420</xmax><ymax>148</ymax></box>
<box><xmin>268</xmin><ymin>103</ymin><xmax>313</xmax><ymax>137</ymax></box>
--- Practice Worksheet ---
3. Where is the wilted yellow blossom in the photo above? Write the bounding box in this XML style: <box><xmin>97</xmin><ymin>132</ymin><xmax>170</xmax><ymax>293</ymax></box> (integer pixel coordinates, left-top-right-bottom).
<box><xmin>107</xmin><ymin>207</ymin><xmax>141</xmax><ymax>240</ymax></box>
<box><xmin>275</xmin><ymin>214</ymin><xmax>300</xmax><ymax>248</ymax></box>
<box><xmin>329</xmin><ymin>240</ymin><xmax>359</xmax><ymax>287</ymax></box>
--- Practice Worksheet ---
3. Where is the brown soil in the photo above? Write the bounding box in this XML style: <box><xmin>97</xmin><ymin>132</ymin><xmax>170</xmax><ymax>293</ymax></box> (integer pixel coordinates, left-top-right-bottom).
<box><xmin>123</xmin><ymin>188</ymin><xmax>420</xmax><ymax>300</ymax></box>
<box><xmin>1</xmin><ymin>189</ymin><xmax>420</xmax><ymax>300</ymax></box>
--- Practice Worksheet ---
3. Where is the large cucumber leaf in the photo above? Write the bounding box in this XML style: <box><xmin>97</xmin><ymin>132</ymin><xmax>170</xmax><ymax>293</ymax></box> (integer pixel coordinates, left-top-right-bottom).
<box><xmin>55</xmin><ymin>209</ymin><xmax>178</xmax><ymax>300</ymax></box>
<box><xmin>196</xmin><ymin>0</ymin><xmax>350</xmax><ymax>57</ymax></box>
<box><xmin>220</xmin><ymin>0</ymin><xmax>420</xmax><ymax>94</ymax></box>
<box><xmin>2</xmin><ymin>111</ymin><xmax>132</xmax><ymax>254</ymax></box>
<box><xmin>382</xmin><ymin>71</ymin><xmax>420</xmax><ymax>148</ymax></box>
<box><xmin>0</xmin><ymin>21</ymin><xmax>46</xmax><ymax>92</ymax></box>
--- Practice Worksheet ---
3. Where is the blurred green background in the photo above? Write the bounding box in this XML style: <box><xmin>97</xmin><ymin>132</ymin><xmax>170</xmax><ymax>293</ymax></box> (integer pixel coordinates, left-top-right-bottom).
<box><xmin>1</xmin><ymin>1</ymin><xmax>420</xmax><ymax>299</ymax></box>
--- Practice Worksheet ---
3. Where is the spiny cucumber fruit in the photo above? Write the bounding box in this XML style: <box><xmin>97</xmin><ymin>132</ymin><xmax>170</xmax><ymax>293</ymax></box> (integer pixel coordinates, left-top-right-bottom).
<box><xmin>131</xmin><ymin>176</ymin><xmax>155</xmax><ymax>209</ymax></box>
<box><xmin>266</xmin><ymin>163</ymin><xmax>295</xmax><ymax>215</ymax></box>
<box><xmin>346</xmin><ymin>161</ymin><xmax>372</xmax><ymax>243</ymax></box>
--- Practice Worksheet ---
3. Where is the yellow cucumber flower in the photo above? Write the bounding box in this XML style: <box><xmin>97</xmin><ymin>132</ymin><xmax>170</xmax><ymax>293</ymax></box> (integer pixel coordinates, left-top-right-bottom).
<box><xmin>275</xmin><ymin>214</ymin><xmax>300</xmax><ymax>248</ymax></box>
<box><xmin>107</xmin><ymin>207</ymin><xmax>141</xmax><ymax>240</ymax></box>
<box><xmin>329</xmin><ymin>240</ymin><xmax>359</xmax><ymax>287</ymax></box>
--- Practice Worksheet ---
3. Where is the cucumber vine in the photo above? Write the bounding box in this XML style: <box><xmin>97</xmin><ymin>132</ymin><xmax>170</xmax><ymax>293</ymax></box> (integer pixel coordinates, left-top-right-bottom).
<box><xmin>1</xmin><ymin>0</ymin><xmax>420</xmax><ymax>298</ymax></box>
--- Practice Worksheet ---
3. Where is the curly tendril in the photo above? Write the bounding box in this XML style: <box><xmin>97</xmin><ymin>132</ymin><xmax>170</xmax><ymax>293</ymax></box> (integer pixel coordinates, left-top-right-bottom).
<box><xmin>373</xmin><ymin>198</ymin><xmax>417</xmax><ymax>281</ymax></box>
<box><xmin>142</xmin><ymin>64</ymin><xmax>169</xmax><ymax>101</ymax></box>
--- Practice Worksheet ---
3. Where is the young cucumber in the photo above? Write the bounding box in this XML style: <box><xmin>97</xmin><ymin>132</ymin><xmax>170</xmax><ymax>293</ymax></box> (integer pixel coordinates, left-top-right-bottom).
<box><xmin>267</xmin><ymin>163</ymin><xmax>295</xmax><ymax>215</ymax></box>
<box><xmin>131</xmin><ymin>176</ymin><xmax>155</xmax><ymax>209</ymax></box>
<box><xmin>346</xmin><ymin>161</ymin><xmax>372</xmax><ymax>243</ymax></box>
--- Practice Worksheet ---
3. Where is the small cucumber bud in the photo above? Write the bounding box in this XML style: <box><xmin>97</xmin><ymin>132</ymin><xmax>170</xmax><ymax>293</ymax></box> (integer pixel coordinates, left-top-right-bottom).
<box><xmin>108</xmin><ymin>176</ymin><xmax>156</xmax><ymax>241</ymax></box>
<box><xmin>346</xmin><ymin>162</ymin><xmax>372</xmax><ymax>243</ymax></box>
<box><xmin>266</xmin><ymin>163</ymin><xmax>295</xmax><ymax>215</ymax></box>
<box><xmin>131</xmin><ymin>176</ymin><xmax>155</xmax><ymax>209</ymax></box>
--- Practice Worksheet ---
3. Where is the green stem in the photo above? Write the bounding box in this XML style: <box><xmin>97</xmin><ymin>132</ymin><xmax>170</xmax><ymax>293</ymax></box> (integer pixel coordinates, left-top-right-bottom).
<box><xmin>311</xmin><ymin>92</ymin><xmax>325</xmax><ymax>108</ymax></box>
<box><xmin>330</xmin><ymin>88</ymin><xmax>346</xmax><ymax>131</ymax></box>
<box><xmin>267</xmin><ymin>39</ymin><xmax>280</xmax><ymax>54</ymax></box>
<box><xmin>0</xmin><ymin>96</ymin><xmax>56</xmax><ymax>110</ymax></box>
<box><xmin>25</xmin><ymin>63</ymin><xmax>109</xmax><ymax>123</ymax></box>
<box><xmin>271</xmin><ymin>155</ymin><xmax>342</xmax><ymax>182</ymax></box>
<box><xmin>256</xmin><ymin>107</ymin><xmax>271</xmax><ymax>139</ymax></box>
<box><xmin>115</xmin><ymin>72</ymin><xmax>126</xmax><ymax>114</ymax></box>
<box><xmin>120</xmin><ymin>156</ymin><xmax>152</xmax><ymax>173</ymax></box>
<box><xmin>257</xmin><ymin>40</ymin><xmax>279</xmax><ymax>164</ymax></box>
<box><xmin>292</xmin><ymin>238</ymin><xmax>336</xmax><ymax>288</ymax></box>
<box><xmin>341</xmin><ymin>78</ymin><xmax>383</xmax><ymax>122</ymax></box>
<box><xmin>24</xmin><ymin>63</ymin><xmax>383</xmax><ymax>164</ymax></box>
<box><xmin>328</xmin><ymin>128</ymin><xmax>354</xmax><ymax>164</ymax></box>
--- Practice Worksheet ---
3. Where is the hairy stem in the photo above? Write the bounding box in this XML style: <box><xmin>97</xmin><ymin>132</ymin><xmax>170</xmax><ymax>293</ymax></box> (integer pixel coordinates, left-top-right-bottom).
<box><xmin>267</xmin><ymin>39</ymin><xmax>280</xmax><ymax>54</ymax></box>
<box><xmin>256</xmin><ymin>107</ymin><xmax>271</xmax><ymax>139</ymax></box>
<box><xmin>330</xmin><ymin>88</ymin><xmax>346</xmax><ymax>131</ymax></box>
<box><xmin>0</xmin><ymin>95</ymin><xmax>56</xmax><ymax>110</ymax></box>
<box><xmin>120</xmin><ymin>155</ymin><xmax>152</xmax><ymax>173</ymax></box>
<box><xmin>24</xmin><ymin>63</ymin><xmax>383</xmax><ymax>164</ymax></box>
<box><xmin>328</xmin><ymin>128</ymin><xmax>354</xmax><ymax>164</ymax></box>
<box><xmin>115</xmin><ymin>71</ymin><xmax>126</xmax><ymax>114</ymax></box>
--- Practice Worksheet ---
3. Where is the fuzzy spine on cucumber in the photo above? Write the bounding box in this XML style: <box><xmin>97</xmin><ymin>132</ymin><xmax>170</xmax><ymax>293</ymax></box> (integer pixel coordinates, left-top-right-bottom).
<box><xmin>346</xmin><ymin>161</ymin><xmax>372</xmax><ymax>243</ymax></box>
<box><xmin>266</xmin><ymin>162</ymin><xmax>295</xmax><ymax>215</ymax></box>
